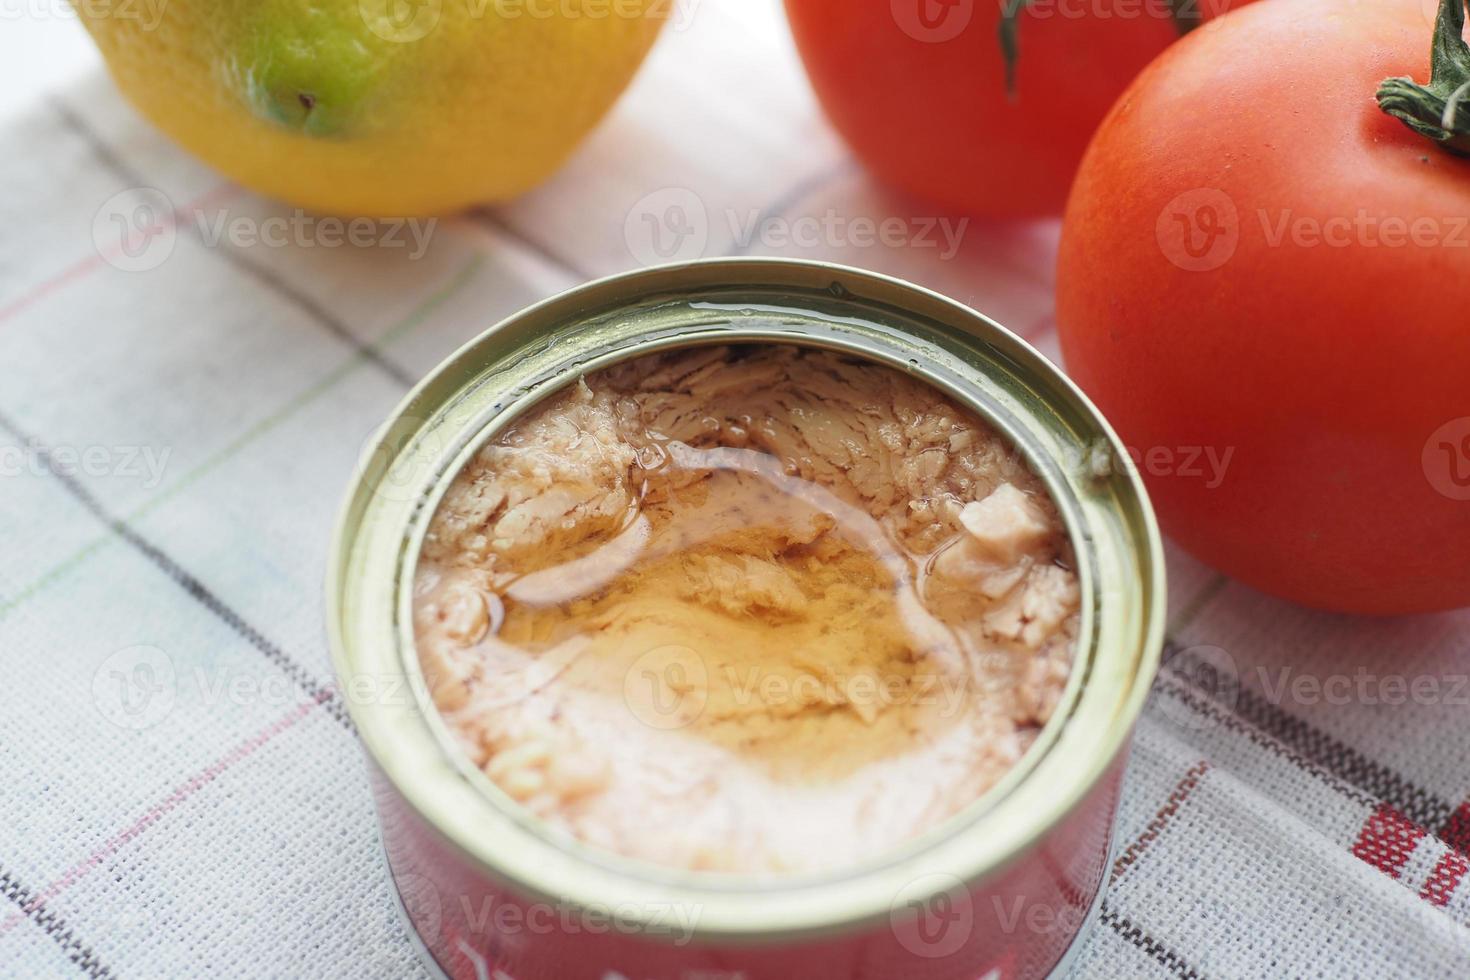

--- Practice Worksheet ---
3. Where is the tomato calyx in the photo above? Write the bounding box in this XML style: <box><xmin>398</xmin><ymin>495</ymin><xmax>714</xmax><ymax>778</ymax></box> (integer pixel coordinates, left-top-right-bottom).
<box><xmin>995</xmin><ymin>0</ymin><xmax>1203</xmax><ymax>99</ymax></box>
<box><xmin>997</xmin><ymin>0</ymin><xmax>1029</xmax><ymax>99</ymax></box>
<box><xmin>1377</xmin><ymin>0</ymin><xmax>1470</xmax><ymax>157</ymax></box>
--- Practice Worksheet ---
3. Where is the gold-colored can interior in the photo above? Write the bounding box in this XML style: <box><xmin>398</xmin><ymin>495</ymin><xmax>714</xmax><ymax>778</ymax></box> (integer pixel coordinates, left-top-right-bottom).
<box><xmin>327</xmin><ymin>258</ymin><xmax>1165</xmax><ymax>941</ymax></box>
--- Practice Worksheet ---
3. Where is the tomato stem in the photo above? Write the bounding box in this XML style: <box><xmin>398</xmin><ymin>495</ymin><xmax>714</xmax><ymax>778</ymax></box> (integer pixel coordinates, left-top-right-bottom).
<box><xmin>998</xmin><ymin>0</ymin><xmax>1026</xmax><ymax>100</ymax></box>
<box><xmin>1377</xmin><ymin>0</ymin><xmax>1470</xmax><ymax>156</ymax></box>
<box><xmin>996</xmin><ymin>0</ymin><xmax>1202</xmax><ymax>100</ymax></box>
<box><xmin>1163</xmin><ymin>0</ymin><xmax>1206</xmax><ymax>38</ymax></box>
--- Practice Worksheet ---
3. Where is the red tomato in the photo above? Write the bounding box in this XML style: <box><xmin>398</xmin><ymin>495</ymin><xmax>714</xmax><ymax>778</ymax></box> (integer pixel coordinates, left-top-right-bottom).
<box><xmin>1056</xmin><ymin>0</ymin><xmax>1470</xmax><ymax>614</ymax></box>
<box><xmin>784</xmin><ymin>0</ymin><xmax>1246</xmax><ymax>218</ymax></box>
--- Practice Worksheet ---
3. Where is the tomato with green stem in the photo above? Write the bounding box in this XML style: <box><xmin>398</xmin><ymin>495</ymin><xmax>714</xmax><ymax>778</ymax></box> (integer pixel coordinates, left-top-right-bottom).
<box><xmin>1056</xmin><ymin>0</ymin><xmax>1470</xmax><ymax>613</ymax></box>
<box><xmin>784</xmin><ymin>0</ymin><xmax>1248</xmax><ymax>218</ymax></box>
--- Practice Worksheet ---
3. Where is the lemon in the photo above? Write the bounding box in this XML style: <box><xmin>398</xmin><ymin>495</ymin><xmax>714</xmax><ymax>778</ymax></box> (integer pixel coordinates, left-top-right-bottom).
<box><xmin>78</xmin><ymin>0</ymin><xmax>667</xmax><ymax>216</ymax></box>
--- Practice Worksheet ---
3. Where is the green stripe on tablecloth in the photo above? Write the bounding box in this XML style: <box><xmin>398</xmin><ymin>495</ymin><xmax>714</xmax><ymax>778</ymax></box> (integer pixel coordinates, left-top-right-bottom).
<box><xmin>0</xmin><ymin>253</ymin><xmax>483</xmax><ymax>620</ymax></box>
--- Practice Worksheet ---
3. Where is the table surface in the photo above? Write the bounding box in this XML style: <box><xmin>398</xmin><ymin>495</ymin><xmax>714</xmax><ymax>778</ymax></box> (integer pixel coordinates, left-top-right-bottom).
<box><xmin>2</xmin><ymin>3</ymin><xmax>1468</xmax><ymax>979</ymax></box>
<box><xmin>0</xmin><ymin>9</ymin><xmax>97</xmax><ymax>124</ymax></box>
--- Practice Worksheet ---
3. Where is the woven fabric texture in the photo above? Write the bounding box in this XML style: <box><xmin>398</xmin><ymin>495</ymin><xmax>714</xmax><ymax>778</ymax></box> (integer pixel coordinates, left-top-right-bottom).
<box><xmin>2</xmin><ymin>3</ymin><xmax>1468</xmax><ymax>977</ymax></box>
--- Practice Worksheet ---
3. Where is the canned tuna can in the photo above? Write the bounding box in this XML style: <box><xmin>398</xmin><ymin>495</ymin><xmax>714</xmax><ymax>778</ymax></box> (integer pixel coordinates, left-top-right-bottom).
<box><xmin>327</xmin><ymin>258</ymin><xmax>1164</xmax><ymax>980</ymax></box>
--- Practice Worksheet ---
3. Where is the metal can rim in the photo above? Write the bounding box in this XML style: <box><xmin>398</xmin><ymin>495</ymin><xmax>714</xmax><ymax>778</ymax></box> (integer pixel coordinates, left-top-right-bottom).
<box><xmin>326</xmin><ymin>257</ymin><xmax>1166</xmax><ymax>942</ymax></box>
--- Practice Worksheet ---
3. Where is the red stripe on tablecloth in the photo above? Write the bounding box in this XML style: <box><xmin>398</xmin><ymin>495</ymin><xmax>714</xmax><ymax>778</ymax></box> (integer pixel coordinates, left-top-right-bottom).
<box><xmin>1437</xmin><ymin>801</ymin><xmax>1470</xmax><ymax>854</ymax></box>
<box><xmin>1421</xmin><ymin>852</ymin><xmax>1470</xmax><ymax>907</ymax></box>
<box><xmin>0</xmin><ymin>253</ymin><xmax>109</xmax><ymax>325</ymax></box>
<box><xmin>0</xmin><ymin>697</ymin><xmax>320</xmax><ymax>937</ymax></box>
<box><xmin>1420</xmin><ymin>801</ymin><xmax>1470</xmax><ymax>907</ymax></box>
<box><xmin>1111</xmin><ymin>761</ymin><xmax>1211</xmax><ymax>884</ymax></box>
<box><xmin>0</xmin><ymin>183</ymin><xmax>236</xmax><ymax>326</ymax></box>
<box><xmin>1351</xmin><ymin>804</ymin><xmax>1426</xmax><ymax>879</ymax></box>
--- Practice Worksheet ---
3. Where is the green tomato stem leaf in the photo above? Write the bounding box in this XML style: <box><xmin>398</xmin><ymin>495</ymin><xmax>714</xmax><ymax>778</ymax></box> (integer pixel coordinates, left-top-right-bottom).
<box><xmin>995</xmin><ymin>0</ymin><xmax>1201</xmax><ymax>102</ymax></box>
<box><xmin>1164</xmin><ymin>0</ymin><xmax>1206</xmax><ymax>37</ymax></box>
<box><xmin>997</xmin><ymin>0</ymin><xmax>1027</xmax><ymax>101</ymax></box>
<box><xmin>1377</xmin><ymin>0</ymin><xmax>1470</xmax><ymax>156</ymax></box>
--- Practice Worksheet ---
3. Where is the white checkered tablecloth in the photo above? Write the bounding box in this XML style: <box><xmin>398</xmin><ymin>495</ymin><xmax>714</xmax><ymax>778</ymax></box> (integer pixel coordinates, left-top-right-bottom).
<box><xmin>2</xmin><ymin>1</ymin><xmax>1469</xmax><ymax>977</ymax></box>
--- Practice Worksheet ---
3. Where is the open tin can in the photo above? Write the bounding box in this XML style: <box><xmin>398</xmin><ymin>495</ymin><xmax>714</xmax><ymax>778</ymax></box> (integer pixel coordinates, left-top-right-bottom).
<box><xmin>327</xmin><ymin>258</ymin><xmax>1164</xmax><ymax>980</ymax></box>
